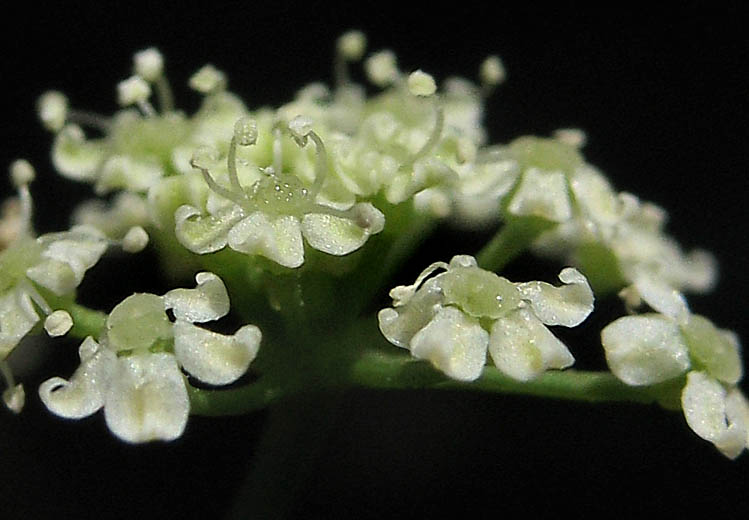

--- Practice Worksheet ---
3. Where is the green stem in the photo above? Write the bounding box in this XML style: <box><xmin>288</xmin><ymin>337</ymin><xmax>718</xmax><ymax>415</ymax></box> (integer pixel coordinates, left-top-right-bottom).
<box><xmin>66</xmin><ymin>303</ymin><xmax>107</xmax><ymax>340</ymax></box>
<box><xmin>187</xmin><ymin>377</ymin><xmax>283</xmax><ymax>416</ymax></box>
<box><xmin>348</xmin><ymin>350</ymin><xmax>681</xmax><ymax>405</ymax></box>
<box><xmin>475</xmin><ymin>217</ymin><xmax>555</xmax><ymax>273</ymax></box>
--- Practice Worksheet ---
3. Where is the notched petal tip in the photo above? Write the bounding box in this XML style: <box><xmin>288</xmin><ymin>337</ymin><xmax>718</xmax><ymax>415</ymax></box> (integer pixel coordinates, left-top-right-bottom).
<box><xmin>163</xmin><ymin>271</ymin><xmax>230</xmax><ymax>323</ymax></box>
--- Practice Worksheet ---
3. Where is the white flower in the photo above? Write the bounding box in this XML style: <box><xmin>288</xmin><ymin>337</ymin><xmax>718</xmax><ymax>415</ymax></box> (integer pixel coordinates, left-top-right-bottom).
<box><xmin>175</xmin><ymin>117</ymin><xmax>385</xmax><ymax>268</ymax></box>
<box><xmin>378</xmin><ymin>255</ymin><xmax>593</xmax><ymax>381</ymax></box>
<box><xmin>39</xmin><ymin>272</ymin><xmax>262</xmax><ymax>443</ymax></box>
<box><xmin>601</xmin><ymin>280</ymin><xmax>746</xmax><ymax>457</ymax></box>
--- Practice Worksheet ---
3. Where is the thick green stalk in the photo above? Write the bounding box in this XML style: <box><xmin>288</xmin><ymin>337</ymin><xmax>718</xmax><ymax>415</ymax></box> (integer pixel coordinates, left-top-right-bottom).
<box><xmin>348</xmin><ymin>349</ymin><xmax>682</xmax><ymax>406</ymax></box>
<box><xmin>475</xmin><ymin>217</ymin><xmax>555</xmax><ymax>272</ymax></box>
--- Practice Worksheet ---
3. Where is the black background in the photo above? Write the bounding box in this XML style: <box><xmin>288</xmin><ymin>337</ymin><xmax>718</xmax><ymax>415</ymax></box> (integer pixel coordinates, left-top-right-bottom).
<box><xmin>1</xmin><ymin>2</ymin><xmax>747</xmax><ymax>518</ymax></box>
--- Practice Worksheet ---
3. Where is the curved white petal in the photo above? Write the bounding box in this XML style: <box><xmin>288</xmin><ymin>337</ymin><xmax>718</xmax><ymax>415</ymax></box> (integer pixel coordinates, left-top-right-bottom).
<box><xmin>104</xmin><ymin>353</ymin><xmax>189</xmax><ymax>443</ymax></box>
<box><xmin>682</xmin><ymin>371</ymin><xmax>746</xmax><ymax>459</ymax></box>
<box><xmin>51</xmin><ymin>125</ymin><xmax>104</xmax><ymax>181</ymax></box>
<box><xmin>164</xmin><ymin>272</ymin><xmax>230</xmax><ymax>323</ymax></box>
<box><xmin>25</xmin><ymin>226</ymin><xmax>108</xmax><ymax>295</ymax></box>
<box><xmin>3</xmin><ymin>383</ymin><xmax>25</xmax><ymax>413</ymax></box>
<box><xmin>725</xmin><ymin>388</ymin><xmax>749</xmax><ymax>453</ymax></box>
<box><xmin>507</xmin><ymin>168</ymin><xmax>572</xmax><ymax>223</ymax></box>
<box><xmin>409</xmin><ymin>306</ymin><xmax>488</xmax><ymax>382</ymax></box>
<box><xmin>174</xmin><ymin>204</ymin><xmax>244</xmax><ymax>254</ymax></box>
<box><xmin>601</xmin><ymin>314</ymin><xmax>690</xmax><ymax>386</ymax></box>
<box><xmin>488</xmin><ymin>308</ymin><xmax>574</xmax><ymax>382</ymax></box>
<box><xmin>39</xmin><ymin>337</ymin><xmax>116</xmax><ymax>419</ymax></box>
<box><xmin>173</xmin><ymin>320</ymin><xmax>261</xmax><ymax>385</ymax></box>
<box><xmin>96</xmin><ymin>155</ymin><xmax>164</xmax><ymax>194</ymax></box>
<box><xmin>227</xmin><ymin>212</ymin><xmax>304</xmax><ymax>268</ymax></box>
<box><xmin>516</xmin><ymin>267</ymin><xmax>594</xmax><ymax>327</ymax></box>
<box><xmin>301</xmin><ymin>203</ymin><xmax>384</xmax><ymax>256</ymax></box>
<box><xmin>631</xmin><ymin>269</ymin><xmax>689</xmax><ymax>320</ymax></box>
<box><xmin>0</xmin><ymin>290</ymin><xmax>40</xmax><ymax>358</ymax></box>
<box><xmin>378</xmin><ymin>278</ymin><xmax>444</xmax><ymax>348</ymax></box>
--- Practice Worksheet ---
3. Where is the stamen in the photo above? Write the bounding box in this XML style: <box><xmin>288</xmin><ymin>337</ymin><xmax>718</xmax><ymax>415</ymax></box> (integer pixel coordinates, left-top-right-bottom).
<box><xmin>407</xmin><ymin>70</ymin><xmax>437</xmax><ymax>97</ymax></box>
<box><xmin>44</xmin><ymin>310</ymin><xmax>73</xmax><ymax>337</ymax></box>
<box><xmin>66</xmin><ymin>109</ymin><xmax>112</xmax><ymax>133</ymax></box>
<box><xmin>10</xmin><ymin>159</ymin><xmax>34</xmax><ymax>236</ymax></box>
<box><xmin>117</xmin><ymin>76</ymin><xmax>155</xmax><ymax>117</ymax></box>
<box><xmin>400</xmin><ymin>107</ymin><xmax>445</xmax><ymax>172</ymax></box>
<box><xmin>272</xmin><ymin>126</ymin><xmax>284</xmax><ymax>175</ymax></box>
<box><xmin>134</xmin><ymin>48</ymin><xmax>174</xmax><ymax>113</ymax></box>
<box><xmin>288</xmin><ymin>116</ymin><xmax>328</xmax><ymax>196</ymax></box>
<box><xmin>228</xmin><ymin>117</ymin><xmax>258</xmax><ymax>193</ymax></box>
<box><xmin>37</xmin><ymin>91</ymin><xmax>68</xmax><ymax>131</ymax></box>
<box><xmin>479</xmin><ymin>55</ymin><xmax>506</xmax><ymax>97</ymax></box>
<box><xmin>365</xmin><ymin>50</ymin><xmax>400</xmax><ymax>88</ymax></box>
<box><xmin>122</xmin><ymin>226</ymin><xmax>150</xmax><ymax>253</ymax></box>
<box><xmin>335</xmin><ymin>30</ymin><xmax>367</xmax><ymax>88</ymax></box>
<box><xmin>190</xmin><ymin>147</ymin><xmax>250</xmax><ymax>209</ymax></box>
<box><xmin>189</xmin><ymin>65</ymin><xmax>227</xmax><ymax>95</ymax></box>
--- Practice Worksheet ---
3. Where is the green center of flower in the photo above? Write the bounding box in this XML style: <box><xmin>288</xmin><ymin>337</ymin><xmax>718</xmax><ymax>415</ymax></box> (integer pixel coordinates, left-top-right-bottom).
<box><xmin>106</xmin><ymin>293</ymin><xmax>173</xmax><ymax>353</ymax></box>
<box><xmin>441</xmin><ymin>267</ymin><xmax>521</xmax><ymax>319</ymax></box>
<box><xmin>246</xmin><ymin>172</ymin><xmax>312</xmax><ymax>218</ymax></box>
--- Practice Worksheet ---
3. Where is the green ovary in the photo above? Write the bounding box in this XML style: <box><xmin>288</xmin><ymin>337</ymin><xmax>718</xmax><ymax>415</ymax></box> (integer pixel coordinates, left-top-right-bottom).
<box><xmin>441</xmin><ymin>267</ymin><xmax>521</xmax><ymax>319</ymax></box>
<box><xmin>106</xmin><ymin>293</ymin><xmax>173</xmax><ymax>352</ymax></box>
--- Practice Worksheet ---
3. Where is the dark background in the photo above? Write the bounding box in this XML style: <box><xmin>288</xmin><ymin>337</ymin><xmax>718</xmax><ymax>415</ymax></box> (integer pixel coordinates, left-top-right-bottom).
<box><xmin>1</xmin><ymin>2</ymin><xmax>747</xmax><ymax>518</ymax></box>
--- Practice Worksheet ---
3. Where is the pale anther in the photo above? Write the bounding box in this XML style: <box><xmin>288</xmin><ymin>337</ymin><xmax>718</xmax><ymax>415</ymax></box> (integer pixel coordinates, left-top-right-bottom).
<box><xmin>44</xmin><ymin>310</ymin><xmax>74</xmax><ymax>337</ymax></box>
<box><xmin>117</xmin><ymin>76</ymin><xmax>152</xmax><ymax>107</ymax></box>
<box><xmin>407</xmin><ymin>70</ymin><xmax>437</xmax><ymax>97</ymax></box>
<box><xmin>37</xmin><ymin>91</ymin><xmax>68</xmax><ymax>132</ymax></box>
<box><xmin>122</xmin><ymin>226</ymin><xmax>150</xmax><ymax>253</ymax></box>
<box><xmin>10</xmin><ymin>159</ymin><xmax>35</xmax><ymax>187</ymax></box>
<box><xmin>337</xmin><ymin>30</ymin><xmax>367</xmax><ymax>61</ymax></box>
<box><xmin>133</xmin><ymin>48</ymin><xmax>164</xmax><ymax>82</ymax></box>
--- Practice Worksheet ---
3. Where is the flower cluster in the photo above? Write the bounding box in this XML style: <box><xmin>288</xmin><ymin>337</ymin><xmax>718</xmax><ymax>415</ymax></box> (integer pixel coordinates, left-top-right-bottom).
<box><xmin>1</xmin><ymin>30</ymin><xmax>739</xmax><ymax>459</ymax></box>
<box><xmin>601</xmin><ymin>279</ymin><xmax>747</xmax><ymax>458</ymax></box>
<box><xmin>378</xmin><ymin>255</ymin><xmax>594</xmax><ymax>381</ymax></box>
<box><xmin>0</xmin><ymin>161</ymin><xmax>112</xmax><ymax>412</ymax></box>
<box><xmin>39</xmin><ymin>272</ymin><xmax>261</xmax><ymax>443</ymax></box>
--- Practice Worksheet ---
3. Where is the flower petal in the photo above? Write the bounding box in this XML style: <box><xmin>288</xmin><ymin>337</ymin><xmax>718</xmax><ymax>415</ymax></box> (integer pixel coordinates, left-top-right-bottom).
<box><xmin>173</xmin><ymin>320</ymin><xmax>261</xmax><ymax>385</ymax></box>
<box><xmin>96</xmin><ymin>155</ymin><xmax>164</xmax><ymax>194</ymax></box>
<box><xmin>517</xmin><ymin>267</ymin><xmax>594</xmax><ymax>327</ymax></box>
<box><xmin>488</xmin><ymin>308</ymin><xmax>574</xmax><ymax>382</ymax></box>
<box><xmin>174</xmin><ymin>204</ymin><xmax>244</xmax><ymax>254</ymax></box>
<box><xmin>0</xmin><ymin>290</ymin><xmax>40</xmax><ymax>359</ymax></box>
<box><xmin>26</xmin><ymin>225</ymin><xmax>108</xmax><ymax>295</ymax></box>
<box><xmin>301</xmin><ymin>203</ymin><xmax>385</xmax><ymax>256</ymax></box>
<box><xmin>39</xmin><ymin>337</ymin><xmax>116</xmax><ymax>419</ymax></box>
<box><xmin>601</xmin><ymin>314</ymin><xmax>690</xmax><ymax>385</ymax></box>
<box><xmin>104</xmin><ymin>353</ymin><xmax>189</xmax><ymax>443</ymax></box>
<box><xmin>507</xmin><ymin>168</ymin><xmax>572</xmax><ymax>223</ymax></box>
<box><xmin>378</xmin><ymin>277</ymin><xmax>444</xmax><ymax>348</ymax></box>
<box><xmin>631</xmin><ymin>268</ymin><xmax>689</xmax><ymax>320</ymax></box>
<box><xmin>227</xmin><ymin>212</ymin><xmax>304</xmax><ymax>268</ymax></box>
<box><xmin>164</xmin><ymin>272</ymin><xmax>230</xmax><ymax>323</ymax></box>
<box><xmin>680</xmin><ymin>314</ymin><xmax>743</xmax><ymax>385</ymax></box>
<box><xmin>51</xmin><ymin>125</ymin><xmax>104</xmax><ymax>182</ymax></box>
<box><xmin>409</xmin><ymin>306</ymin><xmax>488</xmax><ymax>381</ymax></box>
<box><xmin>681</xmin><ymin>371</ymin><xmax>746</xmax><ymax>459</ymax></box>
